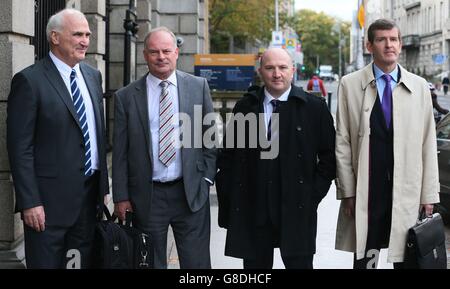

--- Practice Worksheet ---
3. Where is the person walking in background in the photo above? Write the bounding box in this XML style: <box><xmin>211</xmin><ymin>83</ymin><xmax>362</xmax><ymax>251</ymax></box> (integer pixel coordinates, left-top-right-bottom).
<box><xmin>112</xmin><ymin>26</ymin><xmax>216</xmax><ymax>269</ymax></box>
<box><xmin>442</xmin><ymin>75</ymin><xmax>449</xmax><ymax>95</ymax></box>
<box><xmin>429</xmin><ymin>82</ymin><xmax>449</xmax><ymax>123</ymax></box>
<box><xmin>216</xmin><ymin>48</ymin><xmax>335</xmax><ymax>269</ymax></box>
<box><xmin>307</xmin><ymin>74</ymin><xmax>327</xmax><ymax>97</ymax></box>
<box><xmin>7</xmin><ymin>9</ymin><xmax>109</xmax><ymax>269</ymax></box>
<box><xmin>335</xmin><ymin>19</ymin><xmax>439</xmax><ymax>269</ymax></box>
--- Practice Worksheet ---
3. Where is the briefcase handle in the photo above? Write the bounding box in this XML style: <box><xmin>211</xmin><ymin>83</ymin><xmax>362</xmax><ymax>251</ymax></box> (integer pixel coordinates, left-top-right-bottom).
<box><xmin>99</xmin><ymin>204</ymin><xmax>133</xmax><ymax>227</ymax></box>
<box><xmin>417</xmin><ymin>207</ymin><xmax>433</xmax><ymax>223</ymax></box>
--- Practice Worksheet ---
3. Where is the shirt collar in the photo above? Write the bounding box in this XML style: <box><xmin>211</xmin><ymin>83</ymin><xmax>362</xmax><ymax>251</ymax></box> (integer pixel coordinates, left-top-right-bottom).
<box><xmin>49</xmin><ymin>51</ymin><xmax>81</xmax><ymax>78</ymax></box>
<box><xmin>147</xmin><ymin>71</ymin><xmax>178</xmax><ymax>88</ymax></box>
<box><xmin>373</xmin><ymin>63</ymin><xmax>399</xmax><ymax>83</ymax></box>
<box><xmin>263</xmin><ymin>86</ymin><xmax>291</xmax><ymax>106</ymax></box>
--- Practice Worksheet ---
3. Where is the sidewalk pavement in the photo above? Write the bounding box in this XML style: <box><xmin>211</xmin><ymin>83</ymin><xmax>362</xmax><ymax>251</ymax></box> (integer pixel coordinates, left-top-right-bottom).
<box><xmin>166</xmin><ymin>184</ymin><xmax>403</xmax><ymax>269</ymax></box>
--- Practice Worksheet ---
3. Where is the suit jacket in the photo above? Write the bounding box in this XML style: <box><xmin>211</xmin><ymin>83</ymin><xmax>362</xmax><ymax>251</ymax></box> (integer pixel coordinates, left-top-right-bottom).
<box><xmin>112</xmin><ymin>70</ymin><xmax>217</xmax><ymax>230</ymax></box>
<box><xmin>335</xmin><ymin>62</ymin><xmax>440</xmax><ymax>262</ymax></box>
<box><xmin>216</xmin><ymin>85</ymin><xmax>336</xmax><ymax>258</ymax></box>
<box><xmin>7</xmin><ymin>56</ymin><xmax>109</xmax><ymax>227</ymax></box>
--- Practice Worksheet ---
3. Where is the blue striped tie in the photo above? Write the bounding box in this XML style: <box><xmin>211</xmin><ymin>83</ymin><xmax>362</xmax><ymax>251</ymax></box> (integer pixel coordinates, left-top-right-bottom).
<box><xmin>70</xmin><ymin>69</ymin><xmax>92</xmax><ymax>176</ymax></box>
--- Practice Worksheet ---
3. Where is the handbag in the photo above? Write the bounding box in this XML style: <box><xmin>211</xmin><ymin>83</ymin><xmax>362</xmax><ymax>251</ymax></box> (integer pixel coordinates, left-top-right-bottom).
<box><xmin>404</xmin><ymin>211</ymin><xmax>447</xmax><ymax>269</ymax></box>
<box><xmin>93</xmin><ymin>205</ymin><xmax>153</xmax><ymax>269</ymax></box>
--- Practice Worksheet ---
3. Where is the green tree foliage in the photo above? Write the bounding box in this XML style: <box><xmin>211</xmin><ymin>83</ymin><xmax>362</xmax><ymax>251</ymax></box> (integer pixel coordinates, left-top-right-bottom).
<box><xmin>288</xmin><ymin>9</ymin><xmax>351</xmax><ymax>77</ymax></box>
<box><xmin>209</xmin><ymin>0</ymin><xmax>275</xmax><ymax>53</ymax></box>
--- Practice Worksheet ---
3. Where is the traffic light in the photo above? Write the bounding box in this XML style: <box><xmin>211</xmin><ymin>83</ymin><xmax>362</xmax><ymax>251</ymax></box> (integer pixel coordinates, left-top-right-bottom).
<box><xmin>301</xmin><ymin>65</ymin><xmax>306</xmax><ymax>72</ymax></box>
<box><xmin>315</xmin><ymin>69</ymin><xmax>320</xmax><ymax>74</ymax></box>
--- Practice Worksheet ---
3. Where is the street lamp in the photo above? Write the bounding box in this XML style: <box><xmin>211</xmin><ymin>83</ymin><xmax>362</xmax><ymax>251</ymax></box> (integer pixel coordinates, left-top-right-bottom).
<box><xmin>333</xmin><ymin>22</ymin><xmax>342</xmax><ymax>79</ymax></box>
<box><xmin>275</xmin><ymin>0</ymin><xmax>279</xmax><ymax>32</ymax></box>
<box><xmin>123</xmin><ymin>0</ymin><xmax>139</xmax><ymax>86</ymax></box>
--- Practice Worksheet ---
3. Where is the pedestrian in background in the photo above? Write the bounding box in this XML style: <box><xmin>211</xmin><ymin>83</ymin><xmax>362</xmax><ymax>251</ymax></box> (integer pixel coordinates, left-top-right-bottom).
<box><xmin>442</xmin><ymin>75</ymin><xmax>449</xmax><ymax>95</ymax></box>
<box><xmin>216</xmin><ymin>48</ymin><xmax>335</xmax><ymax>269</ymax></box>
<box><xmin>7</xmin><ymin>9</ymin><xmax>109</xmax><ymax>268</ymax></box>
<box><xmin>112</xmin><ymin>26</ymin><xmax>216</xmax><ymax>269</ymax></box>
<box><xmin>307</xmin><ymin>74</ymin><xmax>327</xmax><ymax>97</ymax></box>
<box><xmin>335</xmin><ymin>19</ymin><xmax>439</xmax><ymax>269</ymax></box>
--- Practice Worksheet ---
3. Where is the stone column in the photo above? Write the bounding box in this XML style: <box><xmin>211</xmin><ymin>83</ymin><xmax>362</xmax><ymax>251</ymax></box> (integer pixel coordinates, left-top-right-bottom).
<box><xmin>136</xmin><ymin>0</ymin><xmax>152</xmax><ymax>78</ymax></box>
<box><xmin>152</xmin><ymin>0</ymin><xmax>207</xmax><ymax>74</ymax></box>
<box><xmin>0</xmin><ymin>0</ymin><xmax>35</xmax><ymax>268</ymax></box>
<box><xmin>81</xmin><ymin>0</ymin><xmax>106</xmax><ymax>90</ymax></box>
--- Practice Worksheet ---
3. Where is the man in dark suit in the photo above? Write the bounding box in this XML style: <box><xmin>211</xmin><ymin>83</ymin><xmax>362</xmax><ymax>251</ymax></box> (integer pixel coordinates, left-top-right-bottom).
<box><xmin>6</xmin><ymin>9</ymin><xmax>109</xmax><ymax>269</ymax></box>
<box><xmin>112</xmin><ymin>27</ymin><xmax>216</xmax><ymax>269</ymax></box>
<box><xmin>216</xmin><ymin>48</ymin><xmax>336</xmax><ymax>269</ymax></box>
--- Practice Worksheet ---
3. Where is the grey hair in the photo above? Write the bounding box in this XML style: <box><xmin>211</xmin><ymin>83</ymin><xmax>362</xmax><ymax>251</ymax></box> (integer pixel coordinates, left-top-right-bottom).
<box><xmin>46</xmin><ymin>9</ymin><xmax>87</xmax><ymax>42</ymax></box>
<box><xmin>143</xmin><ymin>26</ymin><xmax>177</xmax><ymax>50</ymax></box>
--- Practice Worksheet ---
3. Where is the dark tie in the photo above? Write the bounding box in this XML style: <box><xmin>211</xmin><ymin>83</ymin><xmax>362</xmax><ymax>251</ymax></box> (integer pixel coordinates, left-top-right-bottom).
<box><xmin>159</xmin><ymin>80</ymin><xmax>176</xmax><ymax>166</ymax></box>
<box><xmin>267</xmin><ymin>99</ymin><xmax>280</xmax><ymax>141</ymax></box>
<box><xmin>381</xmin><ymin>74</ymin><xmax>392</xmax><ymax>128</ymax></box>
<box><xmin>70</xmin><ymin>69</ymin><xmax>92</xmax><ymax>176</ymax></box>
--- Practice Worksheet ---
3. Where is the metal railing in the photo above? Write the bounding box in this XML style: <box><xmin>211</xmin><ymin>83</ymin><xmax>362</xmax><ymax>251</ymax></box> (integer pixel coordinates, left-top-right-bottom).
<box><xmin>33</xmin><ymin>0</ymin><xmax>66</xmax><ymax>61</ymax></box>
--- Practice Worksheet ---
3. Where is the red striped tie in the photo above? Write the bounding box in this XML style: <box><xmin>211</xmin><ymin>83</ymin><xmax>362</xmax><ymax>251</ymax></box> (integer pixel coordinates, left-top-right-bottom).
<box><xmin>158</xmin><ymin>80</ymin><xmax>176</xmax><ymax>166</ymax></box>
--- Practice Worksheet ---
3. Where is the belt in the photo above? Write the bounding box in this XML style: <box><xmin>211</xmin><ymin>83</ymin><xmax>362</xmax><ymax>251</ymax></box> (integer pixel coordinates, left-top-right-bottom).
<box><xmin>153</xmin><ymin>178</ymin><xmax>183</xmax><ymax>186</ymax></box>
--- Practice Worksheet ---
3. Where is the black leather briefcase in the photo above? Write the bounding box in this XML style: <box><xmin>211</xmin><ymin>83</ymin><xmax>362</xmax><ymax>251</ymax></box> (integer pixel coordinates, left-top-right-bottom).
<box><xmin>404</xmin><ymin>212</ymin><xmax>447</xmax><ymax>269</ymax></box>
<box><xmin>94</xmin><ymin>205</ymin><xmax>153</xmax><ymax>269</ymax></box>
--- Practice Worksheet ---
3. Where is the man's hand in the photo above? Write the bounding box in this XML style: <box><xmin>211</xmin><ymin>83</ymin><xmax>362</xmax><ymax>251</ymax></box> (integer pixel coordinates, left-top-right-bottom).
<box><xmin>343</xmin><ymin>197</ymin><xmax>356</xmax><ymax>218</ymax></box>
<box><xmin>114</xmin><ymin>201</ymin><xmax>133</xmax><ymax>221</ymax></box>
<box><xmin>420</xmin><ymin>204</ymin><xmax>434</xmax><ymax>217</ymax></box>
<box><xmin>23</xmin><ymin>206</ymin><xmax>46</xmax><ymax>232</ymax></box>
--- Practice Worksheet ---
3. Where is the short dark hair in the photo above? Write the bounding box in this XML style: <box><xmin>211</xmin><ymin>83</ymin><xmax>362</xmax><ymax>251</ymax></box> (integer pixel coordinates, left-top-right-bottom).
<box><xmin>367</xmin><ymin>19</ymin><xmax>401</xmax><ymax>44</ymax></box>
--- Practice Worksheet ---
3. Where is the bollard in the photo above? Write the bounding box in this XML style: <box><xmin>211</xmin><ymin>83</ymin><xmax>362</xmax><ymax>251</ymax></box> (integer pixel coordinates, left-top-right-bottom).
<box><xmin>327</xmin><ymin>92</ymin><xmax>332</xmax><ymax>110</ymax></box>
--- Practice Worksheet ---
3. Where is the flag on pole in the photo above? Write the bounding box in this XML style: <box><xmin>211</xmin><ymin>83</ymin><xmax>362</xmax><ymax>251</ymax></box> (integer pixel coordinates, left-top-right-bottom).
<box><xmin>357</xmin><ymin>0</ymin><xmax>365</xmax><ymax>28</ymax></box>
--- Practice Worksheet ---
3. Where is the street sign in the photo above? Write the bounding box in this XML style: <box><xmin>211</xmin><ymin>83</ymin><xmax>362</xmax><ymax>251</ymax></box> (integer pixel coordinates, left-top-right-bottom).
<box><xmin>194</xmin><ymin>54</ymin><xmax>256</xmax><ymax>91</ymax></box>
<box><xmin>432</xmin><ymin>54</ymin><xmax>448</xmax><ymax>65</ymax></box>
<box><xmin>272</xmin><ymin>31</ymin><xmax>283</xmax><ymax>46</ymax></box>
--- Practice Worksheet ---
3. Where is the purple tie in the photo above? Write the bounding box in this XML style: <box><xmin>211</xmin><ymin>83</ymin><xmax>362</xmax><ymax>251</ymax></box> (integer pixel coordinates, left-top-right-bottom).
<box><xmin>381</xmin><ymin>74</ymin><xmax>392</xmax><ymax>128</ymax></box>
<box><xmin>267</xmin><ymin>99</ymin><xmax>280</xmax><ymax>141</ymax></box>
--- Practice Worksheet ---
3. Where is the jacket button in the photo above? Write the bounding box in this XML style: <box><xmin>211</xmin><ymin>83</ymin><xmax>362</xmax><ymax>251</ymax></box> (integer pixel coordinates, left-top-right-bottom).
<box><xmin>297</xmin><ymin>153</ymin><xmax>302</xmax><ymax>158</ymax></box>
<box><xmin>299</xmin><ymin>180</ymin><xmax>304</xmax><ymax>184</ymax></box>
<box><xmin>298</xmin><ymin>204</ymin><xmax>304</xmax><ymax>209</ymax></box>
<box><xmin>296</xmin><ymin>126</ymin><xmax>302</xmax><ymax>131</ymax></box>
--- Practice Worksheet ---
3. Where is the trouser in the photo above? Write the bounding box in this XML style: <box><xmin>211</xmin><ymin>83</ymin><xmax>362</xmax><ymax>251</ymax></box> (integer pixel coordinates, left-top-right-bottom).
<box><xmin>24</xmin><ymin>172</ymin><xmax>99</xmax><ymax>269</ymax></box>
<box><xmin>148</xmin><ymin>179</ymin><xmax>211</xmax><ymax>269</ymax></box>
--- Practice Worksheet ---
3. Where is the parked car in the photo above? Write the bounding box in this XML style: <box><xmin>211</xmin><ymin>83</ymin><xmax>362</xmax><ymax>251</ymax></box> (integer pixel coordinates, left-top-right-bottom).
<box><xmin>435</xmin><ymin>113</ymin><xmax>450</xmax><ymax>224</ymax></box>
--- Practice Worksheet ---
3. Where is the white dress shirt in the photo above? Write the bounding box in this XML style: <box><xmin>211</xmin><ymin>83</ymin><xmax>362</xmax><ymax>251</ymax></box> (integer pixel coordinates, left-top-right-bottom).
<box><xmin>49</xmin><ymin>51</ymin><xmax>99</xmax><ymax>171</ymax></box>
<box><xmin>373</xmin><ymin>63</ymin><xmax>399</xmax><ymax>104</ymax></box>
<box><xmin>146</xmin><ymin>72</ymin><xmax>183</xmax><ymax>182</ymax></box>
<box><xmin>263</xmin><ymin>87</ymin><xmax>291</xmax><ymax>138</ymax></box>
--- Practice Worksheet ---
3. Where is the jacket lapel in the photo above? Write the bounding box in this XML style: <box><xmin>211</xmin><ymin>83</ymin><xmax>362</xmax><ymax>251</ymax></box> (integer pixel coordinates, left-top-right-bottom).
<box><xmin>42</xmin><ymin>56</ymin><xmax>81</xmax><ymax>128</ymax></box>
<box><xmin>133</xmin><ymin>75</ymin><xmax>153</xmax><ymax>164</ymax></box>
<box><xmin>176</xmin><ymin>71</ymin><xmax>188</xmax><ymax>114</ymax></box>
<box><xmin>80</xmin><ymin>63</ymin><xmax>103</xmax><ymax>137</ymax></box>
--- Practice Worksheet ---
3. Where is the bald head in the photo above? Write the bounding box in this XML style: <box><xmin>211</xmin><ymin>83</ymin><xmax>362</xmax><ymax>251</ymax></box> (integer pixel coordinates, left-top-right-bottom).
<box><xmin>260</xmin><ymin>48</ymin><xmax>294</xmax><ymax>66</ymax></box>
<box><xmin>258</xmin><ymin>48</ymin><xmax>295</xmax><ymax>98</ymax></box>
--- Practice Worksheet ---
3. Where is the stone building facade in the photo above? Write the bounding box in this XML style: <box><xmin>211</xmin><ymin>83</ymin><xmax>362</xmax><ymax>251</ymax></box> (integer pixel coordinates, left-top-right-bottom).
<box><xmin>363</xmin><ymin>0</ymin><xmax>450</xmax><ymax>79</ymax></box>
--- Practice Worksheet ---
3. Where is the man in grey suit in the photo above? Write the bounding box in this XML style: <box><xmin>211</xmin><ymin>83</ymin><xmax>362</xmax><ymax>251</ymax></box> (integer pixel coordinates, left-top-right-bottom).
<box><xmin>7</xmin><ymin>9</ymin><xmax>109</xmax><ymax>268</ymax></box>
<box><xmin>113</xmin><ymin>26</ymin><xmax>217</xmax><ymax>269</ymax></box>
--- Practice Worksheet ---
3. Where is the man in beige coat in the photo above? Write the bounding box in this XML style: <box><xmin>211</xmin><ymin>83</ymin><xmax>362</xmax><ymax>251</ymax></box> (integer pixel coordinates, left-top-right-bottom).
<box><xmin>335</xmin><ymin>19</ymin><xmax>440</xmax><ymax>268</ymax></box>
